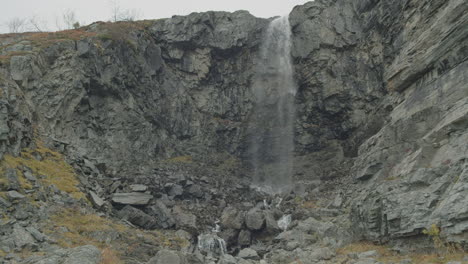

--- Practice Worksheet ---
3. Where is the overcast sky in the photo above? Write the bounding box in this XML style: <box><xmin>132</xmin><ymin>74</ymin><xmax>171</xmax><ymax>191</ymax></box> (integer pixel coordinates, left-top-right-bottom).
<box><xmin>0</xmin><ymin>0</ymin><xmax>312</xmax><ymax>33</ymax></box>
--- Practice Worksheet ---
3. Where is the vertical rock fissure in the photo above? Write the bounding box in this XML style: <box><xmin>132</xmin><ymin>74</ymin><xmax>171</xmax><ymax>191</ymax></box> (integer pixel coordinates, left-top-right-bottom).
<box><xmin>249</xmin><ymin>16</ymin><xmax>297</xmax><ymax>193</ymax></box>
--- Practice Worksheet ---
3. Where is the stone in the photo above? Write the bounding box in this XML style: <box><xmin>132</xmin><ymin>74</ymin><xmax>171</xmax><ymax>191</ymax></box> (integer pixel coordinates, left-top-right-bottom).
<box><xmin>187</xmin><ymin>184</ymin><xmax>204</xmax><ymax>198</ymax></box>
<box><xmin>237</xmin><ymin>229</ymin><xmax>251</xmax><ymax>247</ymax></box>
<box><xmin>89</xmin><ymin>191</ymin><xmax>105</xmax><ymax>207</ymax></box>
<box><xmin>149</xmin><ymin>200</ymin><xmax>175</xmax><ymax>229</ymax></box>
<box><xmin>25</xmin><ymin>227</ymin><xmax>46</xmax><ymax>242</ymax></box>
<box><xmin>238</xmin><ymin>248</ymin><xmax>259</xmax><ymax>260</ymax></box>
<box><xmin>6</xmin><ymin>169</ymin><xmax>20</xmax><ymax>191</ymax></box>
<box><xmin>358</xmin><ymin>250</ymin><xmax>379</xmax><ymax>259</ymax></box>
<box><xmin>63</xmin><ymin>245</ymin><xmax>101</xmax><ymax>264</ymax></box>
<box><xmin>172</xmin><ymin>206</ymin><xmax>197</xmax><ymax>231</ymax></box>
<box><xmin>129</xmin><ymin>184</ymin><xmax>148</xmax><ymax>192</ymax></box>
<box><xmin>264</xmin><ymin>210</ymin><xmax>280</xmax><ymax>234</ymax></box>
<box><xmin>218</xmin><ymin>254</ymin><xmax>237</xmax><ymax>264</ymax></box>
<box><xmin>168</xmin><ymin>184</ymin><xmax>184</xmax><ymax>197</ymax></box>
<box><xmin>221</xmin><ymin>207</ymin><xmax>244</xmax><ymax>230</ymax></box>
<box><xmin>12</xmin><ymin>224</ymin><xmax>36</xmax><ymax>249</ymax></box>
<box><xmin>117</xmin><ymin>205</ymin><xmax>157</xmax><ymax>229</ymax></box>
<box><xmin>147</xmin><ymin>249</ymin><xmax>181</xmax><ymax>264</ymax></box>
<box><xmin>245</xmin><ymin>208</ymin><xmax>265</xmax><ymax>231</ymax></box>
<box><xmin>7</xmin><ymin>191</ymin><xmax>25</xmax><ymax>200</ymax></box>
<box><xmin>0</xmin><ymin>197</ymin><xmax>12</xmax><ymax>208</ymax></box>
<box><xmin>111</xmin><ymin>192</ymin><xmax>152</xmax><ymax>205</ymax></box>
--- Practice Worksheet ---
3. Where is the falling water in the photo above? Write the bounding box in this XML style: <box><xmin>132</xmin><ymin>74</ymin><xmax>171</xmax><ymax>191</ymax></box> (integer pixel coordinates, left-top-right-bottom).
<box><xmin>249</xmin><ymin>16</ymin><xmax>296</xmax><ymax>193</ymax></box>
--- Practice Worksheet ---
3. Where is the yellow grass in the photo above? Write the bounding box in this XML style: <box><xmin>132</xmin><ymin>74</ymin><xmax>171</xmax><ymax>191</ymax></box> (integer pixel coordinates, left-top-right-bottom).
<box><xmin>100</xmin><ymin>247</ymin><xmax>123</xmax><ymax>264</ymax></box>
<box><xmin>1</xmin><ymin>141</ymin><xmax>86</xmax><ymax>200</ymax></box>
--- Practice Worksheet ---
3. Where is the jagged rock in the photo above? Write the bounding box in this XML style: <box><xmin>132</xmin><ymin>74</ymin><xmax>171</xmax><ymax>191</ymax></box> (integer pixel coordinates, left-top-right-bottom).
<box><xmin>217</xmin><ymin>254</ymin><xmax>237</xmax><ymax>264</ymax></box>
<box><xmin>264</xmin><ymin>210</ymin><xmax>280</xmax><ymax>234</ymax></box>
<box><xmin>6</xmin><ymin>169</ymin><xmax>20</xmax><ymax>191</ymax></box>
<box><xmin>238</xmin><ymin>248</ymin><xmax>259</xmax><ymax>260</ymax></box>
<box><xmin>117</xmin><ymin>205</ymin><xmax>158</xmax><ymax>229</ymax></box>
<box><xmin>219</xmin><ymin>228</ymin><xmax>238</xmax><ymax>248</ymax></box>
<box><xmin>147</xmin><ymin>249</ymin><xmax>181</xmax><ymax>264</ymax></box>
<box><xmin>168</xmin><ymin>184</ymin><xmax>184</xmax><ymax>197</ymax></box>
<box><xmin>245</xmin><ymin>208</ymin><xmax>264</xmax><ymax>231</ymax></box>
<box><xmin>237</xmin><ymin>229</ymin><xmax>251</xmax><ymax>247</ymax></box>
<box><xmin>358</xmin><ymin>250</ymin><xmax>378</xmax><ymax>259</ymax></box>
<box><xmin>0</xmin><ymin>197</ymin><xmax>12</xmax><ymax>208</ymax></box>
<box><xmin>7</xmin><ymin>191</ymin><xmax>25</xmax><ymax>200</ymax></box>
<box><xmin>89</xmin><ymin>191</ymin><xmax>105</xmax><ymax>207</ymax></box>
<box><xmin>172</xmin><ymin>206</ymin><xmax>197</xmax><ymax>231</ymax></box>
<box><xmin>111</xmin><ymin>192</ymin><xmax>152</xmax><ymax>205</ymax></box>
<box><xmin>129</xmin><ymin>184</ymin><xmax>148</xmax><ymax>192</ymax></box>
<box><xmin>187</xmin><ymin>184</ymin><xmax>203</xmax><ymax>198</ymax></box>
<box><xmin>12</xmin><ymin>224</ymin><xmax>36</xmax><ymax>249</ymax></box>
<box><xmin>25</xmin><ymin>227</ymin><xmax>46</xmax><ymax>242</ymax></box>
<box><xmin>63</xmin><ymin>245</ymin><xmax>101</xmax><ymax>264</ymax></box>
<box><xmin>221</xmin><ymin>207</ymin><xmax>244</xmax><ymax>230</ymax></box>
<box><xmin>149</xmin><ymin>200</ymin><xmax>176</xmax><ymax>229</ymax></box>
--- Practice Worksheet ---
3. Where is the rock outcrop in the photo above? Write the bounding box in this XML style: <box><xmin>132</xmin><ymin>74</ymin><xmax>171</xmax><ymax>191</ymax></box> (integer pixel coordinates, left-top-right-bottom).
<box><xmin>0</xmin><ymin>0</ymin><xmax>467</xmax><ymax>263</ymax></box>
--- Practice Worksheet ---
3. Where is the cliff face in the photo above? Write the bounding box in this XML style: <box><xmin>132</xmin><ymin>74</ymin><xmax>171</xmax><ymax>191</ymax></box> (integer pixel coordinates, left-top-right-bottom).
<box><xmin>288</xmin><ymin>0</ymin><xmax>468</xmax><ymax>245</ymax></box>
<box><xmin>0</xmin><ymin>0</ymin><xmax>467</xmax><ymax>259</ymax></box>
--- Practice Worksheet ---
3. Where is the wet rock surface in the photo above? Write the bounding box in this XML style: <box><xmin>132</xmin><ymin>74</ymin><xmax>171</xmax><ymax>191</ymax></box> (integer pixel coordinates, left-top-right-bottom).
<box><xmin>0</xmin><ymin>0</ymin><xmax>467</xmax><ymax>263</ymax></box>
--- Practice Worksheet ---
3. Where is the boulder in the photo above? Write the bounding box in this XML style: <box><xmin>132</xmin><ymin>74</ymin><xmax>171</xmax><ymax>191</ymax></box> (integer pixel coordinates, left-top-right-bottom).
<box><xmin>245</xmin><ymin>208</ymin><xmax>265</xmax><ymax>231</ymax></box>
<box><xmin>147</xmin><ymin>249</ymin><xmax>181</xmax><ymax>264</ymax></box>
<box><xmin>63</xmin><ymin>245</ymin><xmax>101</xmax><ymax>264</ymax></box>
<box><xmin>111</xmin><ymin>192</ymin><xmax>152</xmax><ymax>205</ymax></box>
<box><xmin>221</xmin><ymin>207</ymin><xmax>244</xmax><ymax>230</ymax></box>
<box><xmin>172</xmin><ymin>206</ymin><xmax>197</xmax><ymax>231</ymax></box>
<box><xmin>89</xmin><ymin>191</ymin><xmax>105</xmax><ymax>207</ymax></box>
<box><xmin>7</xmin><ymin>191</ymin><xmax>25</xmax><ymax>200</ymax></box>
<box><xmin>237</xmin><ymin>229</ymin><xmax>251</xmax><ymax>247</ymax></box>
<box><xmin>238</xmin><ymin>248</ymin><xmax>259</xmax><ymax>260</ymax></box>
<box><xmin>117</xmin><ymin>205</ymin><xmax>158</xmax><ymax>229</ymax></box>
<box><xmin>129</xmin><ymin>184</ymin><xmax>148</xmax><ymax>192</ymax></box>
<box><xmin>149</xmin><ymin>200</ymin><xmax>176</xmax><ymax>229</ymax></box>
<box><xmin>12</xmin><ymin>224</ymin><xmax>36</xmax><ymax>249</ymax></box>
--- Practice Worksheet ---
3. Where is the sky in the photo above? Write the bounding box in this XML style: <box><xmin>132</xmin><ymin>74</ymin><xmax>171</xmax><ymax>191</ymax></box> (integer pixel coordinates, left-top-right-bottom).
<box><xmin>0</xmin><ymin>0</ymin><xmax>312</xmax><ymax>33</ymax></box>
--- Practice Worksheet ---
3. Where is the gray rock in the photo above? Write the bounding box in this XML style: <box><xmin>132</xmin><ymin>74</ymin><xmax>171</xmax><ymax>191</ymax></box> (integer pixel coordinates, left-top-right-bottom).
<box><xmin>172</xmin><ymin>206</ymin><xmax>197</xmax><ymax>231</ymax></box>
<box><xmin>6</xmin><ymin>169</ymin><xmax>20</xmax><ymax>191</ymax></box>
<box><xmin>89</xmin><ymin>191</ymin><xmax>105</xmax><ymax>207</ymax></box>
<box><xmin>264</xmin><ymin>210</ymin><xmax>280</xmax><ymax>234</ymax></box>
<box><xmin>129</xmin><ymin>184</ymin><xmax>148</xmax><ymax>192</ymax></box>
<box><xmin>111</xmin><ymin>192</ymin><xmax>152</xmax><ymax>205</ymax></box>
<box><xmin>168</xmin><ymin>184</ymin><xmax>184</xmax><ymax>197</ymax></box>
<box><xmin>12</xmin><ymin>224</ymin><xmax>36</xmax><ymax>249</ymax></box>
<box><xmin>117</xmin><ymin>205</ymin><xmax>158</xmax><ymax>229</ymax></box>
<box><xmin>187</xmin><ymin>184</ymin><xmax>204</xmax><ymax>198</ymax></box>
<box><xmin>238</xmin><ymin>229</ymin><xmax>251</xmax><ymax>247</ymax></box>
<box><xmin>221</xmin><ymin>207</ymin><xmax>244</xmax><ymax>230</ymax></box>
<box><xmin>147</xmin><ymin>249</ymin><xmax>181</xmax><ymax>264</ymax></box>
<box><xmin>149</xmin><ymin>200</ymin><xmax>176</xmax><ymax>229</ymax></box>
<box><xmin>245</xmin><ymin>208</ymin><xmax>265</xmax><ymax>231</ymax></box>
<box><xmin>358</xmin><ymin>250</ymin><xmax>379</xmax><ymax>259</ymax></box>
<box><xmin>7</xmin><ymin>190</ymin><xmax>25</xmax><ymax>200</ymax></box>
<box><xmin>25</xmin><ymin>227</ymin><xmax>46</xmax><ymax>242</ymax></box>
<box><xmin>238</xmin><ymin>248</ymin><xmax>259</xmax><ymax>260</ymax></box>
<box><xmin>218</xmin><ymin>254</ymin><xmax>237</xmax><ymax>264</ymax></box>
<box><xmin>63</xmin><ymin>245</ymin><xmax>101</xmax><ymax>264</ymax></box>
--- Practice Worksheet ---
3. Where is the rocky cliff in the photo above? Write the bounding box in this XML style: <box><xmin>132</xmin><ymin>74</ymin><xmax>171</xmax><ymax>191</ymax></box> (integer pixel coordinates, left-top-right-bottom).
<box><xmin>0</xmin><ymin>0</ymin><xmax>467</xmax><ymax>263</ymax></box>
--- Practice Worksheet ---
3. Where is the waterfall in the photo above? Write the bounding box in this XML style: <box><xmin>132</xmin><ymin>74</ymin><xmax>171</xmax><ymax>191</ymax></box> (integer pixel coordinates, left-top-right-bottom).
<box><xmin>249</xmin><ymin>15</ymin><xmax>296</xmax><ymax>193</ymax></box>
